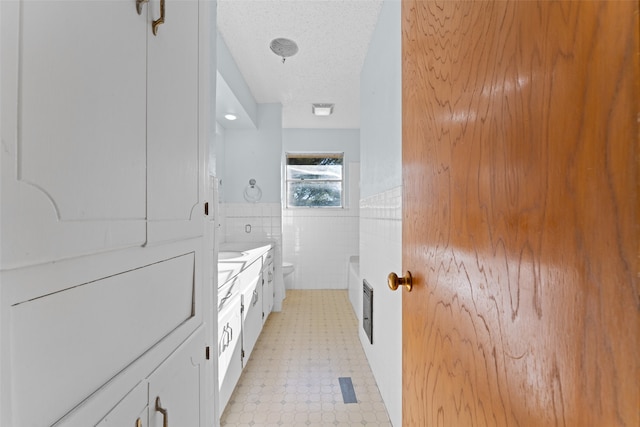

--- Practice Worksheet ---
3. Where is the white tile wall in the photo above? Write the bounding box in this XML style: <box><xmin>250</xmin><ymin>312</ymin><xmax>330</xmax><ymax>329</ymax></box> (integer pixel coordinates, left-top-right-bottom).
<box><xmin>281</xmin><ymin>163</ymin><xmax>360</xmax><ymax>290</ymax></box>
<box><xmin>282</xmin><ymin>212</ymin><xmax>359</xmax><ymax>289</ymax></box>
<box><xmin>220</xmin><ymin>201</ymin><xmax>286</xmax><ymax>311</ymax></box>
<box><xmin>358</xmin><ymin>185</ymin><xmax>402</xmax><ymax>427</ymax></box>
<box><xmin>222</xmin><ymin>203</ymin><xmax>282</xmax><ymax>242</ymax></box>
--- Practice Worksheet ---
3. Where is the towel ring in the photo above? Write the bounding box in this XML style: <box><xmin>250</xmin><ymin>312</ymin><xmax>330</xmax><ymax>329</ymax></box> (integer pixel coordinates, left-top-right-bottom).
<box><xmin>243</xmin><ymin>179</ymin><xmax>262</xmax><ymax>203</ymax></box>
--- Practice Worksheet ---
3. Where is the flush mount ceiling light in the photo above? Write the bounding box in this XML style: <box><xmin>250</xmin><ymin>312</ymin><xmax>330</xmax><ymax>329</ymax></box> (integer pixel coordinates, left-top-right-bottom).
<box><xmin>224</xmin><ymin>113</ymin><xmax>237</xmax><ymax>121</ymax></box>
<box><xmin>312</xmin><ymin>103</ymin><xmax>334</xmax><ymax>116</ymax></box>
<box><xmin>270</xmin><ymin>38</ymin><xmax>298</xmax><ymax>63</ymax></box>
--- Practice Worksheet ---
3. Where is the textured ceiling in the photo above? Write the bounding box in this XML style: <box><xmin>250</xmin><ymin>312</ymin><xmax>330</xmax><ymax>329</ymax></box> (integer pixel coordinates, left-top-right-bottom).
<box><xmin>217</xmin><ymin>0</ymin><xmax>383</xmax><ymax>129</ymax></box>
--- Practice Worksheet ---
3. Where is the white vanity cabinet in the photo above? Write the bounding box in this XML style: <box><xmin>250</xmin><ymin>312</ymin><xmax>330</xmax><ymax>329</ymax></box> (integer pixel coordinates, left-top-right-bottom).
<box><xmin>218</xmin><ymin>278</ymin><xmax>242</xmax><ymax>387</ymax></box>
<box><xmin>218</xmin><ymin>278</ymin><xmax>243</xmax><ymax>412</ymax></box>
<box><xmin>240</xmin><ymin>260</ymin><xmax>264</xmax><ymax>367</ymax></box>
<box><xmin>262</xmin><ymin>249</ymin><xmax>275</xmax><ymax>324</ymax></box>
<box><xmin>217</xmin><ymin>243</ymin><xmax>275</xmax><ymax>413</ymax></box>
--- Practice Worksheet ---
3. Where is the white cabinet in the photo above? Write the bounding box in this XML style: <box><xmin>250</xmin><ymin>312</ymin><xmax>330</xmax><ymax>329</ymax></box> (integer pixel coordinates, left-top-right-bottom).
<box><xmin>218</xmin><ymin>278</ymin><xmax>242</xmax><ymax>390</ymax></box>
<box><xmin>11</xmin><ymin>254</ymin><xmax>196</xmax><ymax>427</ymax></box>
<box><xmin>241</xmin><ymin>263</ymin><xmax>263</xmax><ymax>367</ymax></box>
<box><xmin>97</xmin><ymin>328</ymin><xmax>206</xmax><ymax>427</ymax></box>
<box><xmin>148</xmin><ymin>328</ymin><xmax>205</xmax><ymax>427</ymax></box>
<box><xmin>262</xmin><ymin>249</ymin><xmax>275</xmax><ymax>324</ymax></box>
<box><xmin>1</xmin><ymin>0</ymin><xmax>148</xmax><ymax>268</ymax></box>
<box><xmin>146</xmin><ymin>0</ymin><xmax>203</xmax><ymax>243</ymax></box>
<box><xmin>217</xmin><ymin>243</ymin><xmax>275</xmax><ymax>414</ymax></box>
<box><xmin>1</xmin><ymin>0</ymin><xmax>203</xmax><ymax>269</ymax></box>
<box><xmin>218</xmin><ymin>289</ymin><xmax>243</xmax><ymax>411</ymax></box>
<box><xmin>96</xmin><ymin>382</ymin><xmax>148</xmax><ymax>427</ymax></box>
<box><xmin>0</xmin><ymin>0</ymin><xmax>212</xmax><ymax>426</ymax></box>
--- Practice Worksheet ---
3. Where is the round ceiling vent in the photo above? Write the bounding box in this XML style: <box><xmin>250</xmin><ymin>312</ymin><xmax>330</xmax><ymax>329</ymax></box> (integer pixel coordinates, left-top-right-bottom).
<box><xmin>270</xmin><ymin>38</ymin><xmax>298</xmax><ymax>63</ymax></box>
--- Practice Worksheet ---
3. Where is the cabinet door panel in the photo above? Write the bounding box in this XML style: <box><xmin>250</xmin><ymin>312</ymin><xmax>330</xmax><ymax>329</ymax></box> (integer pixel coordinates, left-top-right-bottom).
<box><xmin>1</xmin><ymin>0</ymin><xmax>148</xmax><ymax>267</ymax></box>
<box><xmin>263</xmin><ymin>272</ymin><xmax>274</xmax><ymax>323</ymax></box>
<box><xmin>262</xmin><ymin>252</ymin><xmax>274</xmax><ymax>323</ymax></box>
<box><xmin>218</xmin><ymin>295</ymin><xmax>242</xmax><ymax>389</ymax></box>
<box><xmin>241</xmin><ymin>273</ymin><xmax>263</xmax><ymax>366</ymax></box>
<box><xmin>219</xmin><ymin>319</ymin><xmax>243</xmax><ymax>412</ymax></box>
<box><xmin>11</xmin><ymin>253</ymin><xmax>195</xmax><ymax>427</ymax></box>
<box><xmin>96</xmin><ymin>382</ymin><xmax>148</xmax><ymax>427</ymax></box>
<box><xmin>149</xmin><ymin>328</ymin><xmax>205</xmax><ymax>427</ymax></box>
<box><xmin>147</xmin><ymin>0</ymin><xmax>201</xmax><ymax>243</ymax></box>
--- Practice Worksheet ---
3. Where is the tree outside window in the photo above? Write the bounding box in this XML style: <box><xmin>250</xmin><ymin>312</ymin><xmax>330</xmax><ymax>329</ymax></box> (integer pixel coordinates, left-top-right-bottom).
<box><xmin>286</xmin><ymin>153</ymin><xmax>344</xmax><ymax>208</ymax></box>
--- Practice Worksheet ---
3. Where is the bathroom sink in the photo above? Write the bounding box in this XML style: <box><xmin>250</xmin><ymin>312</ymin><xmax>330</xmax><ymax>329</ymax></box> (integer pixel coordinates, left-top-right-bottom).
<box><xmin>219</xmin><ymin>251</ymin><xmax>245</xmax><ymax>260</ymax></box>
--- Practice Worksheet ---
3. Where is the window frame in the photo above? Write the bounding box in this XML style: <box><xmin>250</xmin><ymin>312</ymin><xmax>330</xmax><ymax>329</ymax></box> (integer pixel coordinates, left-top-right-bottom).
<box><xmin>285</xmin><ymin>152</ymin><xmax>345</xmax><ymax>209</ymax></box>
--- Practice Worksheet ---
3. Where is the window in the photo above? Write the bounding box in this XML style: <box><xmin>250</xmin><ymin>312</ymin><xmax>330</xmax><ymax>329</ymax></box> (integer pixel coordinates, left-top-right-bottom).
<box><xmin>286</xmin><ymin>153</ymin><xmax>344</xmax><ymax>208</ymax></box>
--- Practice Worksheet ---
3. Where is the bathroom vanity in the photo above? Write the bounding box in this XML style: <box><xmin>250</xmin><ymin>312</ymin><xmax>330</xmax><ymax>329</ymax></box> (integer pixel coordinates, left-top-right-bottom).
<box><xmin>217</xmin><ymin>242</ymin><xmax>274</xmax><ymax>411</ymax></box>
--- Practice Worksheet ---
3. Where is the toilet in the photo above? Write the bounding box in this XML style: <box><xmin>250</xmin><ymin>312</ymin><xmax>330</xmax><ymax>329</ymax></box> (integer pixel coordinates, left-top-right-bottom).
<box><xmin>282</xmin><ymin>262</ymin><xmax>295</xmax><ymax>289</ymax></box>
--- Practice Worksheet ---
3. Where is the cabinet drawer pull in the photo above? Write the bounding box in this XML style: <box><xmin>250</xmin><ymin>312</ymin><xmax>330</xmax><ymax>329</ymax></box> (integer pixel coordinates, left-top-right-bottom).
<box><xmin>252</xmin><ymin>289</ymin><xmax>258</xmax><ymax>306</ymax></box>
<box><xmin>219</xmin><ymin>327</ymin><xmax>227</xmax><ymax>355</ymax></box>
<box><xmin>155</xmin><ymin>397</ymin><xmax>168</xmax><ymax>427</ymax></box>
<box><xmin>136</xmin><ymin>418</ymin><xmax>142</xmax><ymax>427</ymax></box>
<box><xmin>219</xmin><ymin>323</ymin><xmax>233</xmax><ymax>355</ymax></box>
<box><xmin>135</xmin><ymin>0</ymin><xmax>148</xmax><ymax>15</ymax></box>
<box><xmin>152</xmin><ymin>0</ymin><xmax>165</xmax><ymax>35</ymax></box>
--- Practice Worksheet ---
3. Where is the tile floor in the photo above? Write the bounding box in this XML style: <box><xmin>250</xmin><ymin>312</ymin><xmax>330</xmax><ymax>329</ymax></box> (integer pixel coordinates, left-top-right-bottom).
<box><xmin>220</xmin><ymin>290</ymin><xmax>392</xmax><ymax>427</ymax></box>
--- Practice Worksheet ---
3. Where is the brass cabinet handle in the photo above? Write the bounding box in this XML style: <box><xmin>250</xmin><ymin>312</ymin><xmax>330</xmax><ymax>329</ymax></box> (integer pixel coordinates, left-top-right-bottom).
<box><xmin>219</xmin><ymin>327</ymin><xmax>226</xmax><ymax>355</ymax></box>
<box><xmin>152</xmin><ymin>0</ymin><xmax>165</xmax><ymax>35</ymax></box>
<box><xmin>388</xmin><ymin>271</ymin><xmax>413</xmax><ymax>292</ymax></box>
<box><xmin>135</xmin><ymin>0</ymin><xmax>148</xmax><ymax>15</ymax></box>
<box><xmin>136</xmin><ymin>418</ymin><xmax>142</xmax><ymax>427</ymax></box>
<box><xmin>219</xmin><ymin>331</ymin><xmax>225</xmax><ymax>356</ymax></box>
<box><xmin>219</xmin><ymin>323</ymin><xmax>233</xmax><ymax>355</ymax></box>
<box><xmin>155</xmin><ymin>397</ymin><xmax>168</xmax><ymax>427</ymax></box>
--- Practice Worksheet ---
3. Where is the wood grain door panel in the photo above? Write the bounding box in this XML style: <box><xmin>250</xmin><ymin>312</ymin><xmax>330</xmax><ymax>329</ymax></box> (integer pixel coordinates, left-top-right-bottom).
<box><xmin>402</xmin><ymin>1</ymin><xmax>638</xmax><ymax>425</ymax></box>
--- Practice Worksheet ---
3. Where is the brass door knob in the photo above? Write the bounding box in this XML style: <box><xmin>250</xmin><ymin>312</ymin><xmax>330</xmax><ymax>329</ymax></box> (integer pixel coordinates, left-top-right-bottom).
<box><xmin>388</xmin><ymin>271</ymin><xmax>412</xmax><ymax>292</ymax></box>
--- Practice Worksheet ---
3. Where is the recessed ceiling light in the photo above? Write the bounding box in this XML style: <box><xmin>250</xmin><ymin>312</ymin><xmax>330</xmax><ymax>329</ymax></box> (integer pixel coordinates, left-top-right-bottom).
<box><xmin>224</xmin><ymin>113</ymin><xmax>238</xmax><ymax>121</ymax></box>
<box><xmin>312</xmin><ymin>103</ymin><xmax>334</xmax><ymax>116</ymax></box>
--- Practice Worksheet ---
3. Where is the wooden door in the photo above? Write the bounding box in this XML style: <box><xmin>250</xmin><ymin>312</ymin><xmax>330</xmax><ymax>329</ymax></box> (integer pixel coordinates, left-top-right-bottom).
<box><xmin>402</xmin><ymin>1</ymin><xmax>638</xmax><ymax>425</ymax></box>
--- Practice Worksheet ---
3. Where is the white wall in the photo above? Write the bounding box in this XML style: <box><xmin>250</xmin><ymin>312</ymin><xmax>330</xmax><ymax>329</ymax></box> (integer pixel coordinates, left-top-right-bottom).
<box><xmin>223</xmin><ymin>104</ymin><xmax>282</xmax><ymax>204</ymax></box>
<box><xmin>359</xmin><ymin>1</ymin><xmax>402</xmax><ymax>426</ymax></box>
<box><xmin>217</xmin><ymin>34</ymin><xmax>257</xmax><ymax>127</ymax></box>
<box><xmin>281</xmin><ymin>129</ymin><xmax>360</xmax><ymax>290</ymax></box>
<box><xmin>219</xmin><ymin>103</ymin><xmax>285</xmax><ymax>310</ymax></box>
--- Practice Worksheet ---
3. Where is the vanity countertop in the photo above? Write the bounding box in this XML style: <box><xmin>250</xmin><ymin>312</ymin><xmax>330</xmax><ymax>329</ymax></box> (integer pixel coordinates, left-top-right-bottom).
<box><xmin>217</xmin><ymin>241</ymin><xmax>273</xmax><ymax>286</ymax></box>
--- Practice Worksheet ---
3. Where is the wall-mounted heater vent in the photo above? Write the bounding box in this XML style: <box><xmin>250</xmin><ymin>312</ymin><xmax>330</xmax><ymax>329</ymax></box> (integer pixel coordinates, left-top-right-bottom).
<box><xmin>363</xmin><ymin>280</ymin><xmax>373</xmax><ymax>344</ymax></box>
